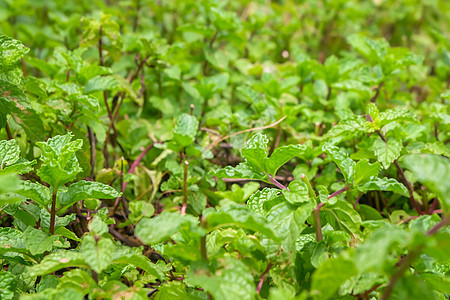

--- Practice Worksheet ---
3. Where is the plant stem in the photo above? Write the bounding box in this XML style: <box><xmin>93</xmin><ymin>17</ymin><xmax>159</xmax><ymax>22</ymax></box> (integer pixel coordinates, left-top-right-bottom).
<box><xmin>113</xmin><ymin>143</ymin><xmax>156</xmax><ymax>212</ymax></box>
<box><xmin>98</xmin><ymin>25</ymin><xmax>104</xmax><ymax>66</ymax></box>
<box><xmin>301</xmin><ymin>174</ymin><xmax>317</xmax><ymax>199</ymax></box>
<box><xmin>268</xmin><ymin>174</ymin><xmax>289</xmax><ymax>191</ymax></box>
<box><xmin>182</xmin><ymin>160</ymin><xmax>189</xmax><ymax>215</ymax></box>
<box><xmin>381</xmin><ymin>214</ymin><xmax>450</xmax><ymax>300</ymax></box>
<box><xmin>205</xmin><ymin>116</ymin><xmax>287</xmax><ymax>151</ymax></box>
<box><xmin>132</xmin><ymin>0</ymin><xmax>140</xmax><ymax>32</ymax></box>
<box><xmin>5</xmin><ymin>121</ymin><xmax>13</xmax><ymax>140</ymax></box>
<box><xmin>328</xmin><ymin>185</ymin><xmax>350</xmax><ymax>200</ymax></box>
<box><xmin>87</xmin><ymin>126</ymin><xmax>96</xmax><ymax>180</ymax></box>
<box><xmin>256</xmin><ymin>262</ymin><xmax>273</xmax><ymax>294</ymax></box>
<box><xmin>313</xmin><ymin>203</ymin><xmax>324</xmax><ymax>242</ymax></box>
<box><xmin>376</xmin><ymin>130</ymin><xmax>423</xmax><ymax>215</ymax></box>
<box><xmin>370</xmin><ymin>81</ymin><xmax>384</xmax><ymax>103</ymax></box>
<box><xmin>49</xmin><ymin>189</ymin><xmax>57</xmax><ymax>235</ymax></box>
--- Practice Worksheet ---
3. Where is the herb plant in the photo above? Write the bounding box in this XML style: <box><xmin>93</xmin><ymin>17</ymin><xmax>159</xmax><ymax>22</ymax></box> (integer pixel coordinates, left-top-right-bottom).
<box><xmin>0</xmin><ymin>0</ymin><xmax>449</xmax><ymax>299</ymax></box>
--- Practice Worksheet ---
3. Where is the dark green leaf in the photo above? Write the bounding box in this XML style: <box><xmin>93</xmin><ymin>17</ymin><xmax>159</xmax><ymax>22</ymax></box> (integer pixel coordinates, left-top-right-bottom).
<box><xmin>401</xmin><ymin>154</ymin><xmax>450</xmax><ymax>212</ymax></box>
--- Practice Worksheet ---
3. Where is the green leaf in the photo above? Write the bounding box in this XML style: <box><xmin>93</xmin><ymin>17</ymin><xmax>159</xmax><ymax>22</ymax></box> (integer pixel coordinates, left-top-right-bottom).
<box><xmin>420</xmin><ymin>272</ymin><xmax>450</xmax><ymax>294</ymax></box>
<box><xmin>322</xmin><ymin>144</ymin><xmax>355</xmax><ymax>182</ymax></box>
<box><xmin>155</xmin><ymin>281</ymin><xmax>196</xmax><ymax>300</ymax></box>
<box><xmin>241</xmin><ymin>133</ymin><xmax>269</xmax><ymax>174</ymax></box>
<box><xmin>118</xmin><ymin>200</ymin><xmax>155</xmax><ymax>227</ymax></box>
<box><xmin>353</xmin><ymin>159</ymin><xmax>381</xmax><ymax>185</ymax></box>
<box><xmin>57</xmin><ymin>269</ymin><xmax>96</xmax><ymax>296</ymax></box>
<box><xmin>0</xmin><ymin>139</ymin><xmax>20</xmax><ymax>167</ymax></box>
<box><xmin>401</xmin><ymin>154</ymin><xmax>450</xmax><ymax>212</ymax></box>
<box><xmin>23</xmin><ymin>227</ymin><xmax>57</xmax><ymax>255</ymax></box>
<box><xmin>36</xmin><ymin>133</ymin><xmax>83</xmax><ymax>188</ymax></box>
<box><xmin>16</xmin><ymin>181</ymin><xmax>51</xmax><ymax>208</ymax></box>
<box><xmin>0</xmin><ymin>160</ymin><xmax>36</xmax><ymax>176</ymax></box>
<box><xmin>216</xmin><ymin>182</ymin><xmax>260</xmax><ymax>204</ymax></box>
<box><xmin>322</xmin><ymin>200</ymin><xmax>362</xmax><ymax>234</ymax></box>
<box><xmin>246</xmin><ymin>188</ymin><xmax>282</xmax><ymax>216</ymax></box>
<box><xmin>113</xmin><ymin>253</ymin><xmax>165</xmax><ymax>281</ymax></box>
<box><xmin>359</xmin><ymin>177</ymin><xmax>407</xmax><ymax>195</ymax></box>
<box><xmin>135</xmin><ymin>211</ymin><xmax>199</xmax><ymax>245</ymax></box>
<box><xmin>373</xmin><ymin>138</ymin><xmax>402</xmax><ymax>169</ymax></box>
<box><xmin>0</xmin><ymin>227</ymin><xmax>28</xmax><ymax>255</ymax></box>
<box><xmin>84</xmin><ymin>75</ymin><xmax>119</xmax><ymax>94</ymax></box>
<box><xmin>187</xmin><ymin>256</ymin><xmax>255</xmax><ymax>300</ymax></box>
<box><xmin>0</xmin><ymin>81</ymin><xmax>44</xmax><ymax>142</ymax></box>
<box><xmin>81</xmin><ymin>235</ymin><xmax>114</xmax><ymax>274</ymax></box>
<box><xmin>58</xmin><ymin>180</ymin><xmax>121</xmax><ymax>208</ymax></box>
<box><xmin>0</xmin><ymin>173</ymin><xmax>21</xmax><ymax>194</ymax></box>
<box><xmin>332</xmin><ymin>80</ymin><xmax>371</xmax><ymax>98</ymax></box>
<box><xmin>380</xmin><ymin>108</ymin><xmax>418</xmax><ymax>127</ymax></box>
<box><xmin>206</xmin><ymin>204</ymin><xmax>278</xmax><ymax>240</ymax></box>
<box><xmin>27</xmin><ymin>251</ymin><xmax>87</xmax><ymax>277</ymax></box>
<box><xmin>88</xmin><ymin>216</ymin><xmax>108</xmax><ymax>236</ymax></box>
<box><xmin>283</xmin><ymin>180</ymin><xmax>311</xmax><ymax>204</ymax></box>
<box><xmin>391</xmin><ymin>275</ymin><xmax>434</xmax><ymax>300</ymax></box>
<box><xmin>54</xmin><ymin>227</ymin><xmax>82</xmax><ymax>242</ymax></box>
<box><xmin>211</xmin><ymin>163</ymin><xmax>267</xmax><ymax>181</ymax></box>
<box><xmin>0</xmin><ymin>35</ymin><xmax>29</xmax><ymax>69</ymax></box>
<box><xmin>347</xmin><ymin>34</ymin><xmax>388</xmax><ymax>65</ymax></box>
<box><xmin>265</xmin><ymin>144</ymin><xmax>306</xmax><ymax>176</ymax></box>
<box><xmin>173</xmin><ymin>113</ymin><xmax>199</xmax><ymax>147</ymax></box>
<box><xmin>266</xmin><ymin>201</ymin><xmax>314</xmax><ymax>257</ymax></box>
<box><xmin>311</xmin><ymin>256</ymin><xmax>358</xmax><ymax>300</ymax></box>
<box><xmin>0</xmin><ymin>271</ymin><xmax>17</xmax><ymax>300</ymax></box>
<box><xmin>354</xmin><ymin>224</ymin><xmax>409</xmax><ymax>272</ymax></box>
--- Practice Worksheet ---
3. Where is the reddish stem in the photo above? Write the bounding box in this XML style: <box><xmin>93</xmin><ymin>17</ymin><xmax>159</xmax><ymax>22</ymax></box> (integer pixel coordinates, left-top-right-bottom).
<box><xmin>268</xmin><ymin>174</ymin><xmax>289</xmax><ymax>191</ymax></box>
<box><xmin>113</xmin><ymin>143</ymin><xmax>156</xmax><ymax>209</ymax></box>
<box><xmin>256</xmin><ymin>262</ymin><xmax>273</xmax><ymax>294</ymax></box>
<box><xmin>328</xmin><ymin>186</ymin><xmax>350</xmax><ymax>200</ymax></box>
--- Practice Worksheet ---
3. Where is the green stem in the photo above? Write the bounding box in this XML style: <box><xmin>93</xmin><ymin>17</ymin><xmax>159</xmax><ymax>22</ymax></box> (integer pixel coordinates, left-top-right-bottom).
<box><xmin>301</xmin><ymin>174</ymin><xmax>317</xmax><ymax>200</ymax></box>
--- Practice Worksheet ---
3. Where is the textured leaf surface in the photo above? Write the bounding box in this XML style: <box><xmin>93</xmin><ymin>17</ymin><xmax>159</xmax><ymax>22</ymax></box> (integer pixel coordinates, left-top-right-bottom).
<box><xmin>323</xmin><ymin>144</ymin><xmax>355</xmax><ymax>182</ymax></box>
<box><xmin>311</xmin><ymin>256</ymin><xmax>358</xmax><ymax>300</ymax></box>
<box><xmin>27</xmin><ymin>251</ymin><xmax>87</xmax><ymax>276</ymax></box>
<box><xmin>241</xmin><ymin>133</ymin><xmax>269</xmax><ymax>174</ymax></box>
<box><xmin>113</xmin><ymin>253</ymin><xmax>165</xmax><ymax>281</ymax></box>
<box><xmin>265</xmin><ymin>144</ymin><xmax>306</xmax><ymax>176</ymax></box>
<box><xmin>187</xmin><ymin>256</ymin><xmax>255</xmax><ymax>300</ymax></box>
<box><xmin>0</xmin><ymin>139</ymin><xmax>20</xmax><ymax>167</ymax></box>
<box><xmin>353</xmin><ymin>159</ymin><xmax>381</xmax><ymax>185</ymax></box>
<box><xmin>36</xmin><ymin>133</ymin><xmax>83</xmax><ymax>187</ymax></box>
<box><xmin>81</xmin><ymin>236</ymin><xmax>114</xmax><ymax>274</ymax></box>
<box><xmin>373</xmin><ymin>138</ymin><xmax>402</xmax><ymax>169</ymax></box>
<box><xmin>211</xmin><ymin>162</ymin><xmax>267</xmax><ymax>181</ymax></box>
<box><xmin>359</xmin><ymin>177</ymin><xmax>407</xmax><ymax>195</ymax></box>
<box><xmin>206</xmin><ymin>205</ymin><xmax>278</xmax><ymax>240</ymax></box>
<box><xmin>135</xmin><ymin>211</ymin><xmax>199</xmax><ymax>244</ymax></box>
<box><xmin>401</xmin><ymin>154</ymin><xmax>450</xmax><ymax>212</ymax></box>
<box><xmin>173</xmin><ymin>113</ymin><xmax>199</xmax><ymax>147</ymax></box>
<box><xmin>16</xmin><ymin>181</ymin><xmax>51</xmax><ymax>208</ymax></box>
<box><xmin>0</xmin><ymin>35</ymin><xmax>30</xmax><ymax>68</ymax></box>
<box><xmin>58</xmin><ymin>180</ymin><xmax>121</xmax><ymax>208</ymax></box>
<box><xmin>84</xmin><ymin>75</ymin><xmax>119</xmax><ymax>93</ymax></box>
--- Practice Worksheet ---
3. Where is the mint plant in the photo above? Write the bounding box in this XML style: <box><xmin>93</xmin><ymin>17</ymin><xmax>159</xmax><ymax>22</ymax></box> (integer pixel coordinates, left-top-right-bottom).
<box><xmin>0</xmin><ymin>0</ymin><xmax>449</xmax><ymax>299</ymax></box>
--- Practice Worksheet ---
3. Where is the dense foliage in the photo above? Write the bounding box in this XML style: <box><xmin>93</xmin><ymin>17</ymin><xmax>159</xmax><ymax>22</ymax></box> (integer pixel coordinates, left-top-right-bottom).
<box><xmin>0</xmin><ymin>0</ymin><xmax>449</xmax><ymax>299</ymax></box>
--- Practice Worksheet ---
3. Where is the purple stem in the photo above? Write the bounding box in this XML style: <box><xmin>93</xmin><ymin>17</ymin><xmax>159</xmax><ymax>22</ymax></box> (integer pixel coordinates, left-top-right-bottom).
<box><xmin>256</xmin><ymin>263</ymin><xmax>273</xmax><ymax>294</ymax></box>
<box><xmin>268</xmin><ymin>175</ymin><xmax>289</xmax><ymax>191</ymax></box>
<box><xmin>113</xmin><ymin>143</ymin><xmax>155</xmax><ymax>208</ymax></box>
<box><xmin>328</xmin><ymin>185</ymin><xmax>350</xmax><ymax>200</ymax></box>
<box><xmin>353</xmin><ymin>192</ymin><xmax>362</xmax><ymax>210</ymax></box>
